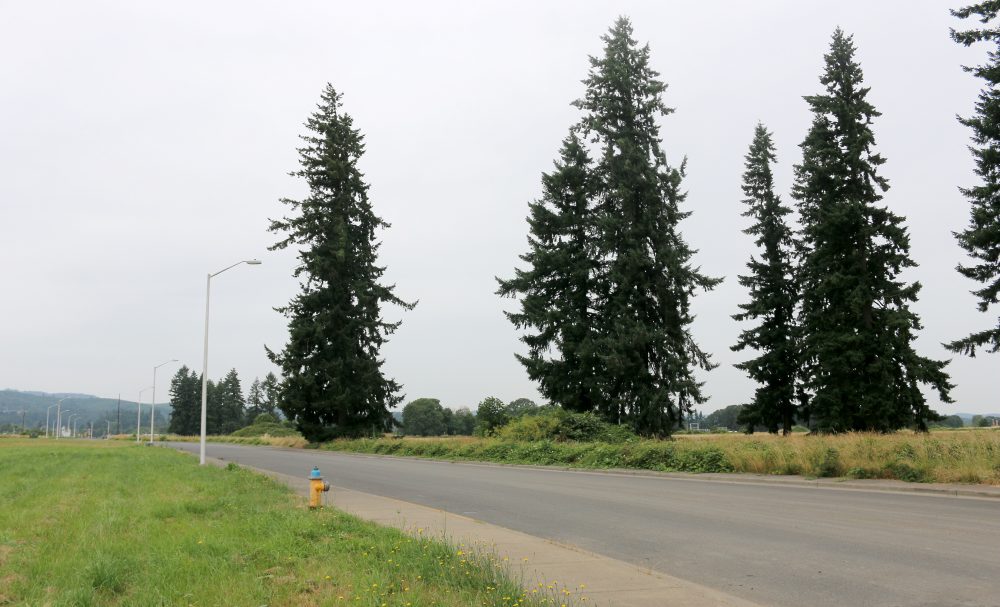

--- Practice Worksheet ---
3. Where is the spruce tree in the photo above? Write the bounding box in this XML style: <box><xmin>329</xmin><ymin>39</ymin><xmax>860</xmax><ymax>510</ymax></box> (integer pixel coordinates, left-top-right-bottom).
<box><xmin>212</xmin><ymin>368</ymin><xmax>245</xmax><ymax>434</ymax></box>
<box><xmin>793</xmin><ymin>30</ymin><xmax>952</xmax><ymax>432</ymax></box>
<box><xmin>948</xmin><ymin>3</ymin><xmax>1000</xmax><ymax>356</ymax></box>
<box><xmin>497</xmin><ymin>133</ymin><xmax>601</xmax><ymax>413</ymax></box>
<box><xmin>268</xmin><ymin>85</ymin><xmax>414</xmax><ymax>442</ymax></box>
<box><xmin>261</xmin><ymin>372</ymin><xmax>280</xmax><ymax>417</ymax></box>
<box><xmin>245</xmin><ymin>377</ymin><xmax>265</xmax><ymax>421</ymax></box>
<box><xmin>732</xmin><ymin>124</ymin><xmax>799</xmax><ymax>435</ymax></box>
<box><xmin>578</xmin><ymin>17</ymin><xmax>722</xmax><ymax>436</ymax></box>
<box><xmin>167</xmin><ymin>366</ymin><xmax>199</xmax><ymax>435</ymax></box>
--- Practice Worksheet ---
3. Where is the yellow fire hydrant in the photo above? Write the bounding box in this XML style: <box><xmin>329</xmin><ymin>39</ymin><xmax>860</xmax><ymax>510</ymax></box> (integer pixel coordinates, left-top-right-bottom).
<box><xmin>309</xmin><ymin>466</ymin><xmax>331</xmax><ymax>509</ymax></box>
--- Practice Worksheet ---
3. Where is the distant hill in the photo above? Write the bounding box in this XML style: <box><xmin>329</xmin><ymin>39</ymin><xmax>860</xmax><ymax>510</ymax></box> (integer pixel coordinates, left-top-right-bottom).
<box><xmin>20</xmin><ymin>391</ymin><xmax>97</xmax><ymax>399</ymax></box>
<box><xmin>0</xmin><ymin>389</ymin><xmax>168</xmax><ymax>435</ymax></box>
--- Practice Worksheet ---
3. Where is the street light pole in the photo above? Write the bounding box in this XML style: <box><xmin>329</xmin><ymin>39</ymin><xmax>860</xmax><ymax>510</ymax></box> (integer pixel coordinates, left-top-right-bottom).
<box><xmin>137</xmin><ymin>387</ymin><xmax>152</xmax><ymax>444</ymax></box>
<box><xmin>150</xmin><ymin>359</ymin><xmax>178</xmax><ymax>443</ymax></box>
<box><xmin>200</xmin><ymin>259</ymin><xmax>261</xmax><ymax>465</ymax></box>
<box><xmin>57</xmin><ymin>409</ymin><xmax>71</xmax><ymax>439</ymax></box>
<box><xmin>46</xmin><ymin>404</ymin><xmax>57</xmax><ymax>438</ymax></box>
<box><xmin>67</xmin><ymin>414</ymin><xmax>79</xmax><ymax>438</ymax></box>
<box><xmin>54</xmin><ymin>398</ymin><xmax>67</xmax><ymax>440</ymax></box>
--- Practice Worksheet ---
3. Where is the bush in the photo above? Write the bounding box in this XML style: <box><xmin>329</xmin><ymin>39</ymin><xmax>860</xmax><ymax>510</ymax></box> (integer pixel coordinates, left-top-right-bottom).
<box><xmin>883</xmin><ymin>460</ymin><xmax>930</xmax><ymax>483</ymax></box>
<box><xmin>495</xmin><ymin>414</ymin><xmax>563</xmax><ymax>442</ymax></box>
<box><xmin>813</xmin><ymin>447</ymin><xmax>842</xmax><ymax>478</ymax></box>
<box><xmin>495</xmin><ymin>410</ymin><xmax>638</xmax><ymax>443</ymax></box>
<box><xmin>254</xmin><ymin>413</ymin><xmax>278</xmax><ymax>425</ymax></box>
<box><xmin>231</xmin><ymin>422</ymin><xmax>300</xmax><ymax>438</ymax></box>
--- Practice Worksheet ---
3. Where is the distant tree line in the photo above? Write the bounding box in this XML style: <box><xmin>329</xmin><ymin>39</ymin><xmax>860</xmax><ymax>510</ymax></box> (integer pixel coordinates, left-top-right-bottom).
<box><xmin>399</xmin><ymin>397</ymin><xmax>542</xmax><ymax>437</ymax></box>
<box><xmin>167</xmin><ymin>367</ymin><xmax>280</xmax><ymax>436</ymax></box>
<box><xmin>696</xmin><ymin>406</ymin><xmax>988</xmax><ymax>432</ymax></box>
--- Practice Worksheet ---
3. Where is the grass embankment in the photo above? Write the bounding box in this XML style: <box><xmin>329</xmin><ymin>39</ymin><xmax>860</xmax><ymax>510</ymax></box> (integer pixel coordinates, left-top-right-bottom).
<box><xmin>0</xmin><ymin>440</ymin><xmax>566</xmax><ymax>606</ymax></box>
<box><xmin>321</xmin><ymin>429</ymin><xmax>1000</xmax><ymax>485</ymax></box>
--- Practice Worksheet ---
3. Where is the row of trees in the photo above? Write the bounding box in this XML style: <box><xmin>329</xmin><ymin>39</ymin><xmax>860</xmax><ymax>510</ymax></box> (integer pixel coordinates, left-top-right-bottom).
<box><xmin>499</xmin><ymin>14</ymin><xmax>1000</xmax><ymax>437</ymax></box>
<box><xmin>729</xmin><ymin>5</ymin><xmax>1000</xmax><ymax>435</ymax></box>
<box><xmin>498</xmin><ymin>18</ymin><xmax>722</xmax><ymax>438</ymax></box>
<box><xmin>399</xmin><ymin>398</ymin><xmax>476</xmax><ymax>436</ymax></box>
<box><xmin>702</xmin><ymin>405</ymin><xmax>993</xmax><ymax>432</ymax></box>
<box><xmin>731</xmin><ymin>31</ymin><xmax>953</xmax><ymax>435</ymax></box>
<box><xmin>261</xmin><ymin>9</ymin><xmax>1000</xmax><ymax>442</ymax></box>
<box><xmin>167</xmin><ymin>367</ymin><xmax>280</xmax><ymax>435</ymax></box>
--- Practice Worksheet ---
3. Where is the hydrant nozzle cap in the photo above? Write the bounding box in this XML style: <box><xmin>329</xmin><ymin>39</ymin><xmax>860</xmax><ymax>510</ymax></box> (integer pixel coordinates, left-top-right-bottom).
<box><xmin>309</xmin><ymin>466</ymin><xmax>322</xmax><ymax>479</ymax></box>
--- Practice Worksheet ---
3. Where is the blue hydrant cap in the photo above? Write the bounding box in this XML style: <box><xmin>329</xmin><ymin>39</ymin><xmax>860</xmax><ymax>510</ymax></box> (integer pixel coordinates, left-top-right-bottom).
<box><xmin>310</xmin><ymin>466</ymin><xmax>322</xmax><ymax>479</ymax></box>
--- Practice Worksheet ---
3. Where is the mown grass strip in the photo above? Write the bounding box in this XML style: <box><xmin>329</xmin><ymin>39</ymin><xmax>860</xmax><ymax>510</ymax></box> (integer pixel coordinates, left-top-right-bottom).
<box><xmin>319</xmin><ymin>429</ymin><xmax>1000</xmax><ymax>485</ymax></box>
<box><xmin>0</xmin><ymin>440</ymin><xmax>568</xmax><ymax>606</ymax></box>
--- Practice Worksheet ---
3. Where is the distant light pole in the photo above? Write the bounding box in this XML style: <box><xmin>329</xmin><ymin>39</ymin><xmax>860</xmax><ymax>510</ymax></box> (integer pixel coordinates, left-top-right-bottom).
<box><xmin>200</xmin><ymin>259</ymin><xmax>261</xmax><ymax>465</ymax></box>
<box><xmin>150</xmin><ymin>359</ymin><xmax>178</xmax><ymax>443</ymax></box>
<box><xmin>57</xmin><ymin>409</ymin><xmax>71</xmax><ymax>439</ymax></box>
<box><xmin>67</xmin><ymin>414</ymin><xmax>79</xmax><ymax>438</ymax></box>
<box><xmin>45</xmin><ymin>404</ymin><xmax>58</xmax><ymax>438</ymax></box>
<box><xmin>137</xmin><ymin>387</ymin><xmax>153</xmax><ymax>444</ymax></box>
<box><xmin>54</xmin><ymin>398</ymin><xmax>68</xmax><ymax>440</ymax></box>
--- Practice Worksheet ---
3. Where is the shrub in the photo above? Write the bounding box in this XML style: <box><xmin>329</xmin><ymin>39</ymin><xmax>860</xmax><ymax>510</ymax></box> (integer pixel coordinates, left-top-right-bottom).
<box><xmin>494</xmin><ymin>409</ymin><xmax>638</xmax><ymax>443</ymax></box>
<box><xmin>254</xmin><ymin>413</ymin><xmax>278</xmax><ymax>425</ymax></box>
<box><xmin>814</xmin><ymin>447</ymin><xmax>842</xmax><ymax>478</ymax></box>
<box><xmin>495</xmin><ymin>414</ymin><xmax>563</xmax><ymax>442</ymax></box>
<box><xmin>883</xmin><ymin>460</ymin><xmax>929</xmax><ymax>483</ymax></box>
<box><xmin>231</xmin><ymin>422</ymin><xmax>300</xmax><ymax>438</ymax></box>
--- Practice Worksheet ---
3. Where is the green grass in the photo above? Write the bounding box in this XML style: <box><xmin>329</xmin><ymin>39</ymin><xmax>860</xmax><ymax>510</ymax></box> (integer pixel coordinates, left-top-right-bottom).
<box><xmin>319</xmin><ymin>429</ymin><xmax>1000</xmax><ymax>485</ymax></box>
<box><xmin>0</xmin><ymin>440</ymin><xmax>565</xmax><ymax>606</ymax></box>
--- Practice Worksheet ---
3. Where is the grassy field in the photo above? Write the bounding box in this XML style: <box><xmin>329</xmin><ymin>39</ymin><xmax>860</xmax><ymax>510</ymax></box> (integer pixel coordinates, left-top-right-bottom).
<box><xmin>320</xmin><ymin>429</ymin><xmax>1000</xmax><ymax>485</ymax></box>
<box><xmin>0</xmin><ymin>440</ymin><xmax>570</xmax><ymax>606</ymax></box>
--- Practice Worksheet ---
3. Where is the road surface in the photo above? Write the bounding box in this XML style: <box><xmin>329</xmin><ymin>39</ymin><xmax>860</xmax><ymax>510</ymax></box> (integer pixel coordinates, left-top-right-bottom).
<box><xmin>166</xmin><ymin>442</ymin><xmax>1000</xmax><ymax>607</ymax></box>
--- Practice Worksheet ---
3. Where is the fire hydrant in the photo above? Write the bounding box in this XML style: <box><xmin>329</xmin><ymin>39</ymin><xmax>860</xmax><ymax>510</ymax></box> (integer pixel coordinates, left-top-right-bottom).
<box><xmin>309</xmin><ymin>466</ymin><xmax>330</xmax><ymax>509</ymax></box>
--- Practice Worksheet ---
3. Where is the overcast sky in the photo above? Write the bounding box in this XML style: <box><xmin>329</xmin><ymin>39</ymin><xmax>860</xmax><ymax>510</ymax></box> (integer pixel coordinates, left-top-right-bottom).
<box><xmin>2</xmin><ymin>1</ymin><xmax>997</xmax><ymax>415</ymax></box>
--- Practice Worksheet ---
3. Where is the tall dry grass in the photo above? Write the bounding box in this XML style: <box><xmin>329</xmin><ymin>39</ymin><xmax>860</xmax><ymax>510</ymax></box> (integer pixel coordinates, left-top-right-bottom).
<box><xmin>322</xmin><ymin>429</ymin><xmax>1000</xmax><ymax>485</ymax></box>
<box><xmin>678</xmin><ymin>430</ymin><xmax>1000</xmax><ymax>484</ymax></box>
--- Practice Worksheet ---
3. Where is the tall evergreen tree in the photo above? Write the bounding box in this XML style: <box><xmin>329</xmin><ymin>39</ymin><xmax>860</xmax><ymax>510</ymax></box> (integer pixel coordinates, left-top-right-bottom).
<box><xmin>211</xmin><ymin>368</ymin><xmax>245</xmax><ymax>434</ymax></box>
<box><xmin>167</xmin><ymin>366</ymin><xmax>199</xmax><ymax>435</ymax></box>
<box><xmin>245</xmin><ymin>377</ymin><xmax>266</xmax><ymax>421</ymax></box>
<box><xmin>948</xmin><ymin>3</ymin><xmax>1000</xmax><ymax>356</ymax></box>
<box><xmin>793</xmin><ymin>30</ymin><xmax>952</xmax><ymax>432</ymax></box>
<box><xmin>261</xmin><ymin>372</ymin><xmax>280</xmax><ymax>417</ymax></box>
<box><xmin>268</xmin><ymin>85</ymin><xmax>414</xmax><ymax>442</ymax></box>
<box><xmin>497</xmin><ymin>133</ymin><xmax>601</xmax><ymax>414</ymax></box>
<box><xmin>731</xmin><ymin>124</ymin><xmax>799</xmax><ymax>435</ymax></box>
<box><xmin>578</xmin><ymin>18</ymin><xmax>722</xmax><ymax>436</ymax></box>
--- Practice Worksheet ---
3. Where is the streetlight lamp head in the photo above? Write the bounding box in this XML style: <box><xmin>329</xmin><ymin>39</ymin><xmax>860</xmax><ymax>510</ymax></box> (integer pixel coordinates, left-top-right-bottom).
<box><xmin>245</xmin><ymin>259</ymin><xmax>262</xmax><ymax>265</ymax></box>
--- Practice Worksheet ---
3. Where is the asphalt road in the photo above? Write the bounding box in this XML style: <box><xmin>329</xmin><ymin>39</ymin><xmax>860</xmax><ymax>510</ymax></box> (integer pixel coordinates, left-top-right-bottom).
<box><xmin>167</xmin><ymin>442</ymin><xmax>1000</xmax><ymax>607</ymax></box>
